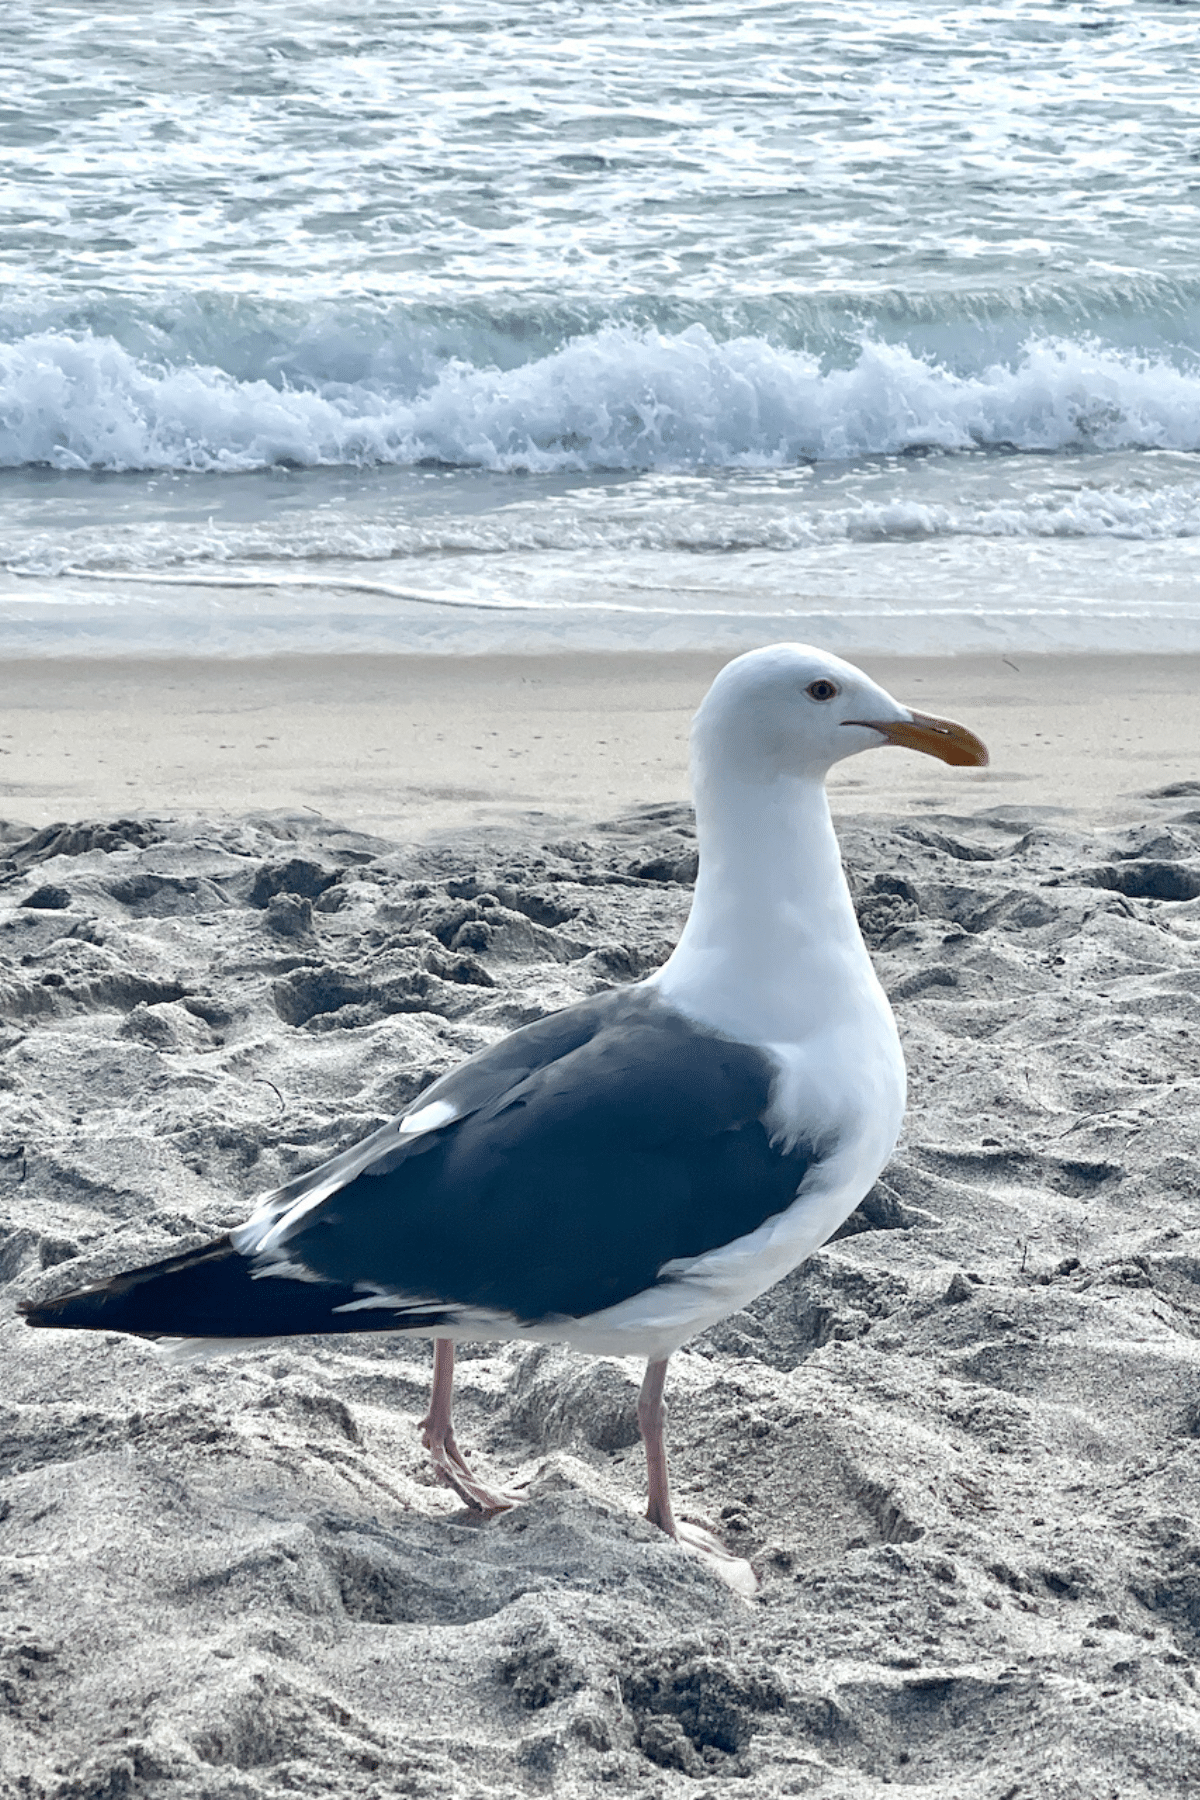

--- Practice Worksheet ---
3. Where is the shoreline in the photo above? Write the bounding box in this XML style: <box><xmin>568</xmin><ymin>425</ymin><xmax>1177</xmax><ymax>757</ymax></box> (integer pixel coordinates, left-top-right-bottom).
<box><xmin>2</xmin><ymin>648</ymin><xmax>1198</xmax><ymax>838</ymax></box>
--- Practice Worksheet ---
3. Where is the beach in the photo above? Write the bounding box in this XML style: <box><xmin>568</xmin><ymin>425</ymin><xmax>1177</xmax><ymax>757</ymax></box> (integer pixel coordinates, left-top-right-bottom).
<box><xmin>5</xmin><ymin>0</ymin><xmax>1200</xmax><ymax>1791</ymax></box>
<box><xmin>5</xmin><ymin>650</ymin><xmax>1200</xmax><ymax>838</ymax></box>
<box><xmin>4</xmin><ymin>647</ymin><xmax>1200</xmax><ymax>1798</ymax></box>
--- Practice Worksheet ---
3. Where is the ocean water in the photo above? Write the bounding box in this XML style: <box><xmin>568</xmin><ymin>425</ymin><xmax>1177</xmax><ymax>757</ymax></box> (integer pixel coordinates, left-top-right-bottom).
<box><xmin>2</xmin><ymin>0</ymin><xmax>1200</xmax><ymax>656</ymax></box>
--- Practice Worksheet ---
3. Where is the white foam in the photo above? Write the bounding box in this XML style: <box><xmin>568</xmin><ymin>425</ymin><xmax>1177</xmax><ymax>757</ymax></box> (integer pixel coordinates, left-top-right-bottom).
<box><xmin>15</xmin><ymin>477</ymin><xmax>1200</xmax><ymax>575</ymax></box>
<box><xmin>4</xmin><ymin>326</ymin><xmax>1200</xmax><ymax>476</ymax></box>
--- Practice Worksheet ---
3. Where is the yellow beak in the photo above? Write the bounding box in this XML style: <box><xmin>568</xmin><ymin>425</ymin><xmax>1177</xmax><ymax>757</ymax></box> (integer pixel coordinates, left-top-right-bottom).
<box><xmin>848</xmin><ymin>709</ymin><xmax>989</xmax><ymax>768</ymax></box>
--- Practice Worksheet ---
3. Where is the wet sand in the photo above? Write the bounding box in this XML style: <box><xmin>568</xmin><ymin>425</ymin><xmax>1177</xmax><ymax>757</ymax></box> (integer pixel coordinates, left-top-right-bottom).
<box><xmin>2</xmin><ymin>649</ymin><xmax>1198</xmax><ymax>836</ymax></box>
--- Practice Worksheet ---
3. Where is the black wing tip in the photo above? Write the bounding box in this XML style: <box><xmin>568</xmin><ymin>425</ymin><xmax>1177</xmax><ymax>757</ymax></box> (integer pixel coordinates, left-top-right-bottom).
<box><xmin>13</xmin><ymin>1233</ymin><xmax>462</xmax><ymax>1341</ymax></box>
<box><xmin>18</xmin><ymin>1288</ymin><xmax>103</xmax><ymax>1329</ymax></box>
<box><xmin>17</xmin><ymin>1299</ymin><xmax>159</xmax><ymax>1339</ymax></box>
<box><xmin>16</xmin><ymin>1285</ymin><xmax>154</xmax><ymax>1334</ymax></box>
<box><xmin>14</xmin><ymin>1234</ymin><xmax>240</xmax><ymax>1335</ymax></box>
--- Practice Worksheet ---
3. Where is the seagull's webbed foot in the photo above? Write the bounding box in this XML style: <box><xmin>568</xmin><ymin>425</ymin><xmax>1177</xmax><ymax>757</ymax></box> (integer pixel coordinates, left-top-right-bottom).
<box><xmin>421</xmin><ymin>1423</ymin><xmax>519</xmax><ymax>1514</ymax></box>
<box><xmin>639</xmin><ymin>1356</ymin><xmax>759</xmax><ymax>1598</ymax></box>
<box><xmin>668</xmin><ymin>1519</ymin><xmax>759</xmax><ymax>1599</ymax></box>
<box><xmin>420</xmin><ymin>1338</ymin><xmax>518</xmax><ymax>1515</ymax></box>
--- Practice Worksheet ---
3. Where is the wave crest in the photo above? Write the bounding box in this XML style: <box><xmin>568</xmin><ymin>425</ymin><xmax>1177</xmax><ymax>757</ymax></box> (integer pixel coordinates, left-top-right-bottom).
<box><xmin>3</xmin><ymin>325</ymin><xmax>1200</xmax><ymax>474</ymax></box>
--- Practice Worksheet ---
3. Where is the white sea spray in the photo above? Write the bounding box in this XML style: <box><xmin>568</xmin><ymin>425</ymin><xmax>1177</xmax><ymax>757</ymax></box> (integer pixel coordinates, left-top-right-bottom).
<box><xmin>3</xmin><ymin>0</ymin><xmax>1200</xmax><ymax>654</ymax></box>
<box><xmin>3</xmin><ymin>326</ymin><xmax>1200</xmax><ymax>476</ymax></box>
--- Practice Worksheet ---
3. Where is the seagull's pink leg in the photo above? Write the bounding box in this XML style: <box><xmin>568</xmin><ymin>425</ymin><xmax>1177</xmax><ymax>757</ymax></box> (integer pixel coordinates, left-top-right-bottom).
<box><xmin>639</xmin><ymin>1356</ymin><xmax>678</xmax><ymax>1535</ymax></box>
<box><xmin>637</xmin><ymin>1355</ymin><xmax>759</xmax><ymax>1597</ymax></box>
<box><xmin>419</xmin><ymin>1337</ymin><xmax>516</xmax><ymax>1514</ymax></box>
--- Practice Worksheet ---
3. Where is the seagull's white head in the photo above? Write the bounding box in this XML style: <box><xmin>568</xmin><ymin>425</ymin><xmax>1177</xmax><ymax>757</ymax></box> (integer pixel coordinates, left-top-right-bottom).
<box><xmin>692</xmin><ymin>643</ymin><xmax>988</xmax><ymax>783</ymax></box>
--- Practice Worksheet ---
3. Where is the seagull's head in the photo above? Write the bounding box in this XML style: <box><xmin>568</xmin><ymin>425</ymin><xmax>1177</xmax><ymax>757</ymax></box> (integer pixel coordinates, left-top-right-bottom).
<box><xmin>693</xmin><ymin>644</ymin><xmax>989</xmax><ymax>782</ymax></box>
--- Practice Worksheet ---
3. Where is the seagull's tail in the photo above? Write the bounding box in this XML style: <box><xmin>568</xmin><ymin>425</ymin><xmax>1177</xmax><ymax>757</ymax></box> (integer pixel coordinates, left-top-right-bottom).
<box><xmin>17</xmin><ymin>1234</ymin><xmax>415</xmax><ymax>1343</ymax></box>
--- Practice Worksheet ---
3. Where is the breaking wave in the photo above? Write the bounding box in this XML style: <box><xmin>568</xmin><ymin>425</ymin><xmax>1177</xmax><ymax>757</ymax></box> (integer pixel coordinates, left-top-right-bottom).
<box><xmin>3</xmin><ymin>324</ymin><xmax>1200</xmax><ymax>475</ymax></box>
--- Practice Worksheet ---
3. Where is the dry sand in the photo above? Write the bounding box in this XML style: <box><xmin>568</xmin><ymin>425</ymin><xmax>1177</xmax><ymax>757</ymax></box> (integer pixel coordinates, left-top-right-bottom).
<box><xmin>3</xmin><ymin>653</ymin><xmax>1200</xmax><ymax>1798</ymax></box>
<box><xmin>3</xmin><ymin>650</ymin><xmax>1199</xmax><ymax>835</ymax></box>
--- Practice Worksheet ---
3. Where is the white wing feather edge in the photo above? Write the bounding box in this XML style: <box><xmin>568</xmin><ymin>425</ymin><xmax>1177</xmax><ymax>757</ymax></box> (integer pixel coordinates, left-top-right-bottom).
<box><xmin>230</xmin><ymin>1098</ymin><xmax>459</xmax><ymax>1261</ymax></box>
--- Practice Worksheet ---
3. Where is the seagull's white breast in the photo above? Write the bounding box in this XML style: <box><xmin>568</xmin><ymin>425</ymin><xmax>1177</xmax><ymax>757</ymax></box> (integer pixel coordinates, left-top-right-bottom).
<box><xmin>557</xmin><ymin>967</ymin><xmax>905</xmax><ymax>1362</ymax></box>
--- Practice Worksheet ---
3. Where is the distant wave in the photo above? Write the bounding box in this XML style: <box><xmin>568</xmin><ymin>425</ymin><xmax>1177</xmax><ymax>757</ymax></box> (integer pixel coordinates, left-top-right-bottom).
<box><xmin>3</xmin><ymin>324</ymin><xmax>1200</xmax><ymax>475</ymax></box>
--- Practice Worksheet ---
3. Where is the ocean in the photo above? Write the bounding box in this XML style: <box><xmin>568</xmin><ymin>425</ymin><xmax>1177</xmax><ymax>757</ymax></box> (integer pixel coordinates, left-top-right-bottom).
<box><xmin>3</xmin><ymin>0</ymin><xmax>1200</xmax><ymax>657</ymax></box>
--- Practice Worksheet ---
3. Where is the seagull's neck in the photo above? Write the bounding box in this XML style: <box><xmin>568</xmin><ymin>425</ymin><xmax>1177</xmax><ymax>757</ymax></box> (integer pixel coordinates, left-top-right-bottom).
<box><xmin>655</xmin><ymin>763</ymin><xmax>871</xmax><ymax>1044</ymax></box>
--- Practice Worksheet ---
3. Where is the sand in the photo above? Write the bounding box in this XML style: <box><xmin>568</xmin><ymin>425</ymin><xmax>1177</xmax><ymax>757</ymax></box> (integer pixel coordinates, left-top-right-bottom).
<box><xmin>3</xmin><ymin>654</ymin><xmax>1200</xmax><ymax>1797</ymax></box>
<box><xmin>3</xmin><ymin>651</ymin><xmax>1200</xmax><ymax>836</ymax></box>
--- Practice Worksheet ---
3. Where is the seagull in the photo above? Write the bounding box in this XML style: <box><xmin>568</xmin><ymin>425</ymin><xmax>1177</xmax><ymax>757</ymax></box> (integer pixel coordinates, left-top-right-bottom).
<box><xmin>20</xmin><ymin>645</ymin><xmax>987</xmax><ymax>1588</ymax></box>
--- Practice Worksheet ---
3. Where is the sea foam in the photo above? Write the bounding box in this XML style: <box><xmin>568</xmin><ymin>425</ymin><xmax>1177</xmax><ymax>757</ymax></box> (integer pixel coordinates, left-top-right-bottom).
<box><xmin>3</xmin><ymin>326</ymin><xmax>1200</xmax><ymax>476</ymax></box>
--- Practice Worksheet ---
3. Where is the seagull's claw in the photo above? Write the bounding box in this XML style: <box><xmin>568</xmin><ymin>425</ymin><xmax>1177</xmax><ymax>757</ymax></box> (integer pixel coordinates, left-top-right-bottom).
<box><xmin>422</xmin><ymin>1422</ymin><xmax>519</xmax><ymax>1515</ymax></box>
<box><xmin>662</xmin><ymin>1516</ymin><xmax>760</xmax><ymax>1598</ymax></box>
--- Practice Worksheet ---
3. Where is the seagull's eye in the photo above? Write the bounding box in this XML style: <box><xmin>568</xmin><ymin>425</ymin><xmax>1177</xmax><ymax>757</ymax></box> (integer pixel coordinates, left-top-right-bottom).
<box><xmin>806</xmin><ymin>679</ymin><xmax>839</xmax><ymax>702</ymax></box>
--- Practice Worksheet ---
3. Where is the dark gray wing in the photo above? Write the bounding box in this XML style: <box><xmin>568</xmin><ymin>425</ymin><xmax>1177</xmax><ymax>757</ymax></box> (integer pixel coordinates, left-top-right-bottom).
<box><xmin>234</xmin><ymin>986</ymin><xmax>647</xmax><ymax>1246</ymax></box>
<box><xmin>256</xmin><ymin>985</ymin><xmax>818</xmax><ymax>1324</ymax></box>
